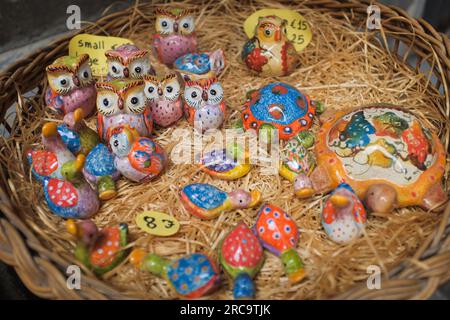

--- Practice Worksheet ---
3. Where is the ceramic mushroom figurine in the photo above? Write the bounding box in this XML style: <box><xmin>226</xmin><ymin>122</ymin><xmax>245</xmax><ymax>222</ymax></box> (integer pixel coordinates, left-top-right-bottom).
<box><xmin>96</xmin><ymin>79</ymin><xmax>153</xmax><ymax>141</ymax></box>
<box><xmin>180</xmin><ymin>183</ymin><xmax>261</xmax><ymax>220</ymax></box>
<box><xmin>153</xmin><ymin>8</ymin><xmax>197</xmax><ymax>66</ymax></box>
<box><xmin>108</xmin><ymin>125</ymin><xmax>167</xmax><ymax>183</ymax></box>
<box><xmin>322</xmin><ymin>183</ymin><xmax>367</xmax><ymax>244</ymax></box>
<box><xmin>173</xmin><ymin>49</ymin><xmax>225</xmax><ymax>82</ymax></box>
<box><xmin>130</xmin><ymin>249</ymin><xmax>220</xmax><ymax>299</ymax></box>
<box><xmin>183</xmin><ymin>77</ymin><xmax>226</xmax><ymax>133</ymax></box>
<box><xmin>254</xmin><ymin>203</ymin><xmax>305</xmax><ymax>283</ymax></box>
<box><xmin>294</xmin><ymin>104</ymin><xmax>448</xmax><ymax>213</ymax></box>
<box><xmin>242</xmin><ymin>15</ymin><xmax>300</xmax><ymax>77</ymax></box>
<box><xmin>219</xmin><ymin>222</ymin><xmax>264</xmax><ymax>299</ymax></box>
<box><xmin>66</xmin><ymin>219</ymin><xmax>129</xmax><ymax>275</ymax></box>
<box><xmin>45</xmin><ymin>54</ymin><xmax>97</xmax><ymax>120</ymax></box>
<box><xmin>143</xmin><ymin>73</ymin><xmax>183</xmax><ymax>127</ymax></box>
<box><xmin>241</xmin><ymin>82</ymin><xmax>321</xmax><ymax>141</ymax></box>
<box><xmin>105</xmin><ymin>44</ymin><xmax>155</xmax><ymax>80</ymax></box>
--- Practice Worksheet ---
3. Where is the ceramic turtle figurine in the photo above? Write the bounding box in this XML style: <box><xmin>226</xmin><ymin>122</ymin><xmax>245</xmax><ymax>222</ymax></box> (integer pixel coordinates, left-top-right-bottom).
<box><xmin>130</xmin><ymin>249</ymin><xmax>220</xmax><ymax>298</ymax></box>
<box><xmin>179</xmin><ymin>183</ymin><xmax>261</xmax><ymax>220</ymax></box>
<box><xmin>66</xmin><ymin>219</ymin><xmax>129</xmax><ymax>275</ymax></box>
<box><xmin>241</xmin><ymin>82</ymin><xmax>321</xmax><ymax>141</ymax></box>
<box><xmin>199</xmin><ymin>146</ymin><xmax>252</xmax><ymax>180</ymax></box>
<box><xmin>219</xmin><ymin>222</ymin><xmax>264</xmax><ymax>299</ymax></box>
<box><xmin>294</xmin><ymin>104</ymin><xmax>448</xmax><ymax>213</ymax></box>
<box><xmin>254</xmin><ymin>203</ymin><xmax>305</xmax><ymax>283</ymax></box>
<box><xmin>322</xmin><ymin>183</ymin><xmax>367</xmax><ymax>244</ymax></box>
<box><xmin>174</xmin><ymin>49</ymin><xmax>225</xmax><ymax>82</ymax></box>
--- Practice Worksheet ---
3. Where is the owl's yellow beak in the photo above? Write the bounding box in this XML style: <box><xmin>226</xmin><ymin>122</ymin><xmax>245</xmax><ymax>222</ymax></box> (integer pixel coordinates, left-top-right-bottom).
<box><xmin>73</xmin><ymin>108</ymin><xmax>84</xmax><ymax>124</ymax></box>
<box><xmin>42</xmin><ymin>122</ymin><xmax>58</xmax><ymax>137</ymax></box>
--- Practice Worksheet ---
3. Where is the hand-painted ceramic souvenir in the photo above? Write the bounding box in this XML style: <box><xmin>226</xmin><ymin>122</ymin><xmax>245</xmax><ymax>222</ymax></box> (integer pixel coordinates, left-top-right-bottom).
<box><xmin>322</xmin><ymin>183</ymin><xmax>367</xmax><ymax>244</ymax></box>
<box><xmin>96</xmin><ymin>79</ymin><xmax>153</xmax><ymax>141</ymax></box>
<box><xmin>184</xmin><ymin>77</ymin><xmax>226</xmax><ymax>132</ymax></box>
<box><xmin>153</xmin><ymin>8</ymin><xmax>197</xmax><ymax>66</ymax></box>
<box><xmin>199</xmin><ymin>147</ymin><xmax>251</xmax><ymax>180</ymax></box>
<box><xmin>130</xmin><ymin>249</ymin><xmax>220</xmax><ymax>298</ymax></box>
<box><xmin>105</xmin><ymin>44</ymin><xmax>155</xmax><ymax>80</ymax></box>
<box><xmin>241</xmin><ymin>82</ymin><xmax>319</xmax><ymax>140</ymax></box>
<box><xmin>27</xmin><ymin>122</ymin><xmax>75</xmax><ymax>181</ymax></box>
<box><xmin>254</xmin><ymin>203</ymin><xmax>305</xmax><ymax>283</ymax></box>
<box><xmin>219</xmin><ymin>222</ymin><xmax>264</xmax><ymax>299</ymax></box>
<box><xmin>174</xmin><ymin>49</ymin><xmax>225</xmax><ymax>82</ymax></box>
<box><xmin>45</xmin><ymin>54</ymin><xmax>96</xmax><ymax>119</ymax></box>
<box><xmin>108</xmin><ymin>125</ymin><xmax>167</xmax><ymax>182</ymax></box>
<box><xmin>180</xmin><ymin>183</ymin><xmax>261</xmax><ymax>220</ymax></box>
<box><xmin>66</xmin><ymin>219</ymin><xmax>129</xmax><ymax>275</ymax></box>
<box><xmin>143</xmin><ymin>73</ymin><xmax>183</xmax><ymax>127</ymax></box>
<box><xmin>294</xmin><ymin>104</ymin><xmax>448</xmax><ymax>213</ymax></box>
<box><xmin>242</xmin><ymin>15</ymin><xmax>300</xmax><ymax>77</ymax></box>
<box><xmin>279</xmin><ymin>134</ymin><xmax>316</xmax><ymax>183</ymax></box>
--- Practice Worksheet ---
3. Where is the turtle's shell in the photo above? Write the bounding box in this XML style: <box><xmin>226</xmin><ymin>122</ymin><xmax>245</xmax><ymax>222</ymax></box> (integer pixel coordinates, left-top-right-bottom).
<box><xmin>316</xmin><ymin>105</ymin><xmax>446</xmax><ymax>206</ymax></box>
<box><xmin>84</xmin><ymin>143</ymin><xmax>117</xmax><ymax>177</ymax></box>
<box><xmin>241</xmin><ymin>82</ymin><xmax>316</xmax><ymax>140</ymax></box>
<box><xmin>166</xmin><ymin>253</ymin><xmax>219</xmax><ymax>297</ymax></box>
<box><xmin>181</xmin><ymin>183</ymin><xmax>228</xmax><ymax>211</ymax></box>
<box><xmin>254</xmin><ymin>203</ymin><xmax>299</xmax><ymax>256</ymax></box>
<box><xmin>174</xmin><ymin>52</ymin><xmax>211</xmax><ymax>75</ymax></box>
<box><xmin>219</xmin><ymin>222</ymin><xmax>264</xmax><ymax>278</ymax></box>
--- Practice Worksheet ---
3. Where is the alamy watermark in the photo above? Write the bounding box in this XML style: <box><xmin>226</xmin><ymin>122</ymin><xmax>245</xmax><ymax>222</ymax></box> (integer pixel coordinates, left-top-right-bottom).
<box><xmin>366</xmin><ymin>265</ymin><xmax>381</xmax><ymax>290</ymax></box>
<box><xmin>367</xmin><ymin>5</ymin><xmax>382</xmax><ymax>30</ymax></box>
<box><xmin>66</xmin><ymin>265</ymin><xmax>81</xmax><ymax>290</ymax></box>
<box><xmin>66</xmin><ymin>5</ymin><xmax>81</xmax><ymax>30</ymax></box>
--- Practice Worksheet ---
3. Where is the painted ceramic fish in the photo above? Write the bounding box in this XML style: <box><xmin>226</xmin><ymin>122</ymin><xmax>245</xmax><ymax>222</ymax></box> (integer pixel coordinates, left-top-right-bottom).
<box><xmin>219</xmin><ymin>222</ymin><xmax>264</xmax><ymax>299</ymax></box>
<box><xmin>322</xmin><ymin>183</ymin><xmax>367</xmax><ymax>244</ymax></box>
<box><xmin>130</xmin><ymin>249</ymin><xmax>220</xmax><ymax>298</ymax></box>
<box><xmin>180</xmin><ymin>183</ymin><xmax>261</xmax><ymax>220</ymax></box>
<box><xmin>254</xmin><ymin>203</ymin><xmax>305</xmax><ymax>283</ymax></box>
<box><xmin>199</xmin><ymin>148</ymin><xmax>251</xmax><ymax>180</ymax></box>
<box><xmin>66</xmin><ymin>219</ymin><xmax>129</xmax><ymax>275</ymax></box>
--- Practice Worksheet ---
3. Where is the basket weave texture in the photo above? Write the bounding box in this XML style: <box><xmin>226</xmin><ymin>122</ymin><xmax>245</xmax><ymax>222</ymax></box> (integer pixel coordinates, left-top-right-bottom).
<box><xmin>0</xmin><ymin>0</ymin><xmax>449</xmax><ymax>300</ymax></box>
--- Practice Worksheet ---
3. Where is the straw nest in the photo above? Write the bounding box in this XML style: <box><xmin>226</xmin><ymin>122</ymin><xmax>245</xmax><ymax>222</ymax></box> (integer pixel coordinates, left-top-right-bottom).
<box><xmin>1</xmin><ymin>0</ymin><xmax>448</xmax><ymax>299</ymax></box>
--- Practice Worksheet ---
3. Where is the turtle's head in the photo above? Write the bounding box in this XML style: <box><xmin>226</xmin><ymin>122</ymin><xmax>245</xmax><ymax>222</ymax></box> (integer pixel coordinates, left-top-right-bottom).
<box><xmin>61</xmin><ymin>154</ymin><xmax>85</xmax><ymax>182</ymax></box>
<box><xmin>229</xmin><ymin>189</ymin><xmax>261</xmax><ymax>209</ymax></box>
<box><xmin>66</xmin><ymin>219</ymin><xmax>98</xmax><ymax>247</ymax></box>
<box><xmin>130</xmin><ymin>249</ymin><xmax>167</xmax><ymax>276</ymax></box>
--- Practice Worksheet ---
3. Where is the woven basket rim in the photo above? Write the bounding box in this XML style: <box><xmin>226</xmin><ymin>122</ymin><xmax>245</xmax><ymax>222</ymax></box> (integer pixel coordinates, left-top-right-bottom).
<box><xmin>0</xmin><ymin>0</ymin><xmax>449</xmax><ymax>300</ymax></box>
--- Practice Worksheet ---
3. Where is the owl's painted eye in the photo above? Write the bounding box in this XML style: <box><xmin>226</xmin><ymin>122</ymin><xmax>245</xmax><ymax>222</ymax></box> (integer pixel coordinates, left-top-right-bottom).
<box><xmin>53</xmin><ymin>74</ymin><xmax>72</xmax><ymax>92</ymax></box>
<box><xmin>207</xmin><ymin>83</ymin><xmax>224</xmax><ymax>105</ymax></box>
<box><xmin>108</xmin><ymin>61</ymin><xmax>123</xmax><ymax>77</ymax></box>
<box><xmin>102</xmin><ymin>98</ymin><xmax>110</xmax><ymax>107</ymax></box>
<box><xmin>144</xmin><ymin>82</ymin><xmax>158</xmax><ymax>101</ymax></box>
<box><xmin>158</xmin><ymin>18</ymin><xmax>174</xmax><ymax>34</ymax></box>
<box><xmin>97</xmin><ymin>92</ymin><xmax>119</xmax><ymax>116</ymax></box>
<box><xmin>264</xmin><ymin>29</ymin><xmax>272</xmax><ymax>37</ymax></box>
<box><xmin>126</xmin><ymin>91</ymin><xmax>146</xmax><ymax>114</ymax></box>
<box><xmin>77</xmin><ymin>63</ymin><xmax>92</xmax><ymax>82</ymax></box>
<box><xmin>184</xmin><ymin>86</ymin><xmax>203</xmax><ymax>109</ymax></box>
<box><xmin>179</xmin><ymin>16</ymin><xmax>194</xmax><ymax>34</ymax></box>
<box><xmin>166</xmin><ymin>86</ymin><xmax>173</xmax><ymax>93</ymax></box>
<box><xmin>163</xmin><ymin>80</ymin><xmax>180</xmax><ymax>101</ymax></box>
<box><xmin>130</xmin><ymin>59</ymin><xmax>150</xmax><ymax>78</ymax></box>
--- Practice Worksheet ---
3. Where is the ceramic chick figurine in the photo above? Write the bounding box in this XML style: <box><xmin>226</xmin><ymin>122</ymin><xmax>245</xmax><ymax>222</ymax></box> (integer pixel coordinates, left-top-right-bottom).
<box><xmin>179</xmin><ymin>183</ymin><xmax>261</xmax><ymax>220</ymax></box>
<box><xmin>153</xmin><ymin>8</ymin><xmax>197</xmax><ymax>66</ymax></box>
<box><xmin>242</xmin><ymin>15</ymin><xmax>300</xmax><ymax>77</ymax></box>
<box><xmin>108</xmin><ymin>125</ymin><xmax>167</xmax><ymax>183</ymax></box>
<box><xmin>322</xmin><ymin>183</ymin><xmax>367</xmax><ymax>244</ymax></box>
<box><xmin>45</xmin><ymin>54</ymin><xmax>97</xmax><ymax>120</ymax></box>
<box><xmin>66</xmin><ymin>219</ymin><xmax>129</xmax><ymax>275</ymax></box>
<box><xmin>130</xmin><ymin>249</ymin><xmax>220</xmax><ymax>299</ymax></box>
<box><xmin>219</xmin><ymin>222</ymin><xmax>264</xmax><ymax>299</ymax></box>
<box><xmin>105</xmin><ymin>44</ymin><xmax>155</xmax><ymax>80</ymax></box>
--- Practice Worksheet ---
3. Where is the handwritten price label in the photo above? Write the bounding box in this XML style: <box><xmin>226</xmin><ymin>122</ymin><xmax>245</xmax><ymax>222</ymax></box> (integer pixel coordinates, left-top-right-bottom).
<box><xmin>69</xmin><ymin>34</ymin><xmax>134</xmax><ymax>76</ymax></box>
<box><xmin>243</xmin><ymin>8</ymin><xmax>312</xmax><ymax>52</ymax></box>
<box><xmin>136</xmin><ymin>211</ymin><xmax>180</xmax><ymax>237</ymax></box>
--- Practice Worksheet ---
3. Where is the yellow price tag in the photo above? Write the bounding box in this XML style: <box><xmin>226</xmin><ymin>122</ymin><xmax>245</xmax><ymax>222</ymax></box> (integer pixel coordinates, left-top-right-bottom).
<box><xmin>243</xmin><ymin>8</ymin><xmax>312</xmax><ymax>52</ymax></box>
<box><xmin>136</xmin><ymin>211</ymin><xmax>180</xmax><ymax>237</ymax></box>
<box><xmin>69</xmin><ymin>34</ymin><xmax>134</xmax><ymax>76</ymax></box>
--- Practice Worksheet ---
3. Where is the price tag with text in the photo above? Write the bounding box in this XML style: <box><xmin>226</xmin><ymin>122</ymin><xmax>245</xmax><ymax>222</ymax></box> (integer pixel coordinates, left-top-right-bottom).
<box><xmin>69</xmin><ymin>34</ymin><xmax>134</xmax><ymax>76</ymax></box>
<box><xmin>136</xmin><ymin>211</ymin><xmax>180</xmax><ymax>237</ymax></box>
<box><xmin>243</xmin><ymin>8</ymin><xmax>312</xmax><ymax>52</ymax></box>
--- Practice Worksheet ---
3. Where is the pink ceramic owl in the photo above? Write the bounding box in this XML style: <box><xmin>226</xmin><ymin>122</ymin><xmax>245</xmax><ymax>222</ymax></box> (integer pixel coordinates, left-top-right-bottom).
<box><xmin>105</xmin><ymin>44</ymin><xmax>155</xmax><ymax>80</ymax></box>
<box><xmin>153</xmin><ymin>8</ymin><xmax>197</xmax><ymax>66</ymax></box>
<box><xmin>144</xmin><ymin>73</ymin><xmax>183</xmax><ymax>127</ymax></box>
<box><xmin>45</xmin><ymin>54</ymin><xmax>97</xmax><ymax>120</ymax></box>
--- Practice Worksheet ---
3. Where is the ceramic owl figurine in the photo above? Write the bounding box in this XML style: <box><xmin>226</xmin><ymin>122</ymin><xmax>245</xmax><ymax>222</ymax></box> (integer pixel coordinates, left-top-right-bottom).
<box><xmin>153</xmin><ymin>8</ymin><xmax>197</xmax><ymax>66</ymax></box>
<box><xmin>96</xmin><ymin>79</ymin><xmax>153</xmax><ymax>141</ymax></box>
<box><xmin>45</xmin><ymin>54</ymin><xmax>97</xmax><ymax>120</ymax></box>
<box><xmin>108</xmin><ymin>125</ymin><xmax>167</xmax><ymax>182</ymax></box>
<box><xmin>143</xmin><ymin>73</ymin><xmax>183</xmax><ymax>127</ymax></box>
<box><xmin>242</xmin><ymin>15</ymin><xmax>300</xmax><ymax>77</ymax></box>
<box><xmin>183</xmin><ymin>77</ymin><xmax>226</xmax><ymax>132</ymax></box>
<box><xmin>105</xmin><ymin>44</ymin><xmax>155</xmax><ymax>80</ymax></box>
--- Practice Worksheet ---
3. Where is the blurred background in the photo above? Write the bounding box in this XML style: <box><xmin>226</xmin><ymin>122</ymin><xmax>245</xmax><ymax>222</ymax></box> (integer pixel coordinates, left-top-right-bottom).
<box><xmin>0</xmin><ymin>0</ymin><xmax>449</xmax><ymax>299</ymax></box>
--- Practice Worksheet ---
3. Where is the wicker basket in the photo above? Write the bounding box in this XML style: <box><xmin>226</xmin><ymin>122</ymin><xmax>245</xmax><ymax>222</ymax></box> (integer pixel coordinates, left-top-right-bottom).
<box><xmin>0</xmin><ymin>0</ymin><xmax>449</xmax><ymax>300</ymax></box>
